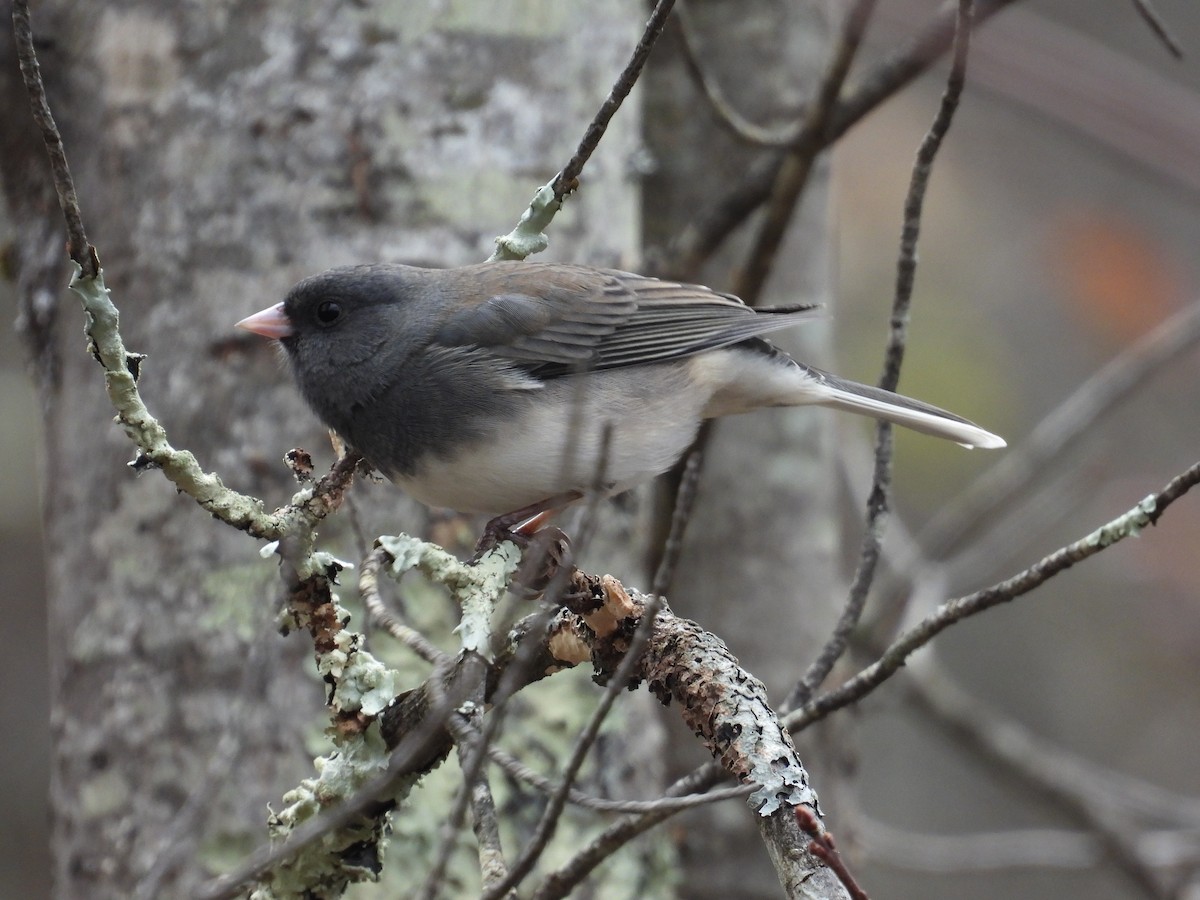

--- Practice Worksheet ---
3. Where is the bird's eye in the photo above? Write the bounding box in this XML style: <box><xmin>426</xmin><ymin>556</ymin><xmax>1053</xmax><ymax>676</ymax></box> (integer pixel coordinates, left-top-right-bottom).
<box><xmin>315</xmin><ymin>300</ymin><xmax>343</xmax><ymax>326</ymax></box>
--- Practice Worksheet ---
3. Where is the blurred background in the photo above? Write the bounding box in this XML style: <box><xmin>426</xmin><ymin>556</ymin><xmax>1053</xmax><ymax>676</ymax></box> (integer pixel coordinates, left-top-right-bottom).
<box><xmin>3</xmin><ymin>0</ymin><xmax>1199</xmax><ymax>897</ymax></box>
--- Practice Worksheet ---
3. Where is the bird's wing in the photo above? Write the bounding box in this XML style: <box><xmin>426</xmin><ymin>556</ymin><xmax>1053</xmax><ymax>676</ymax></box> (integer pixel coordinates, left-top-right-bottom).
<box><xmin>431</xmin><ymin>262</ymin><xmax>819</xmax><ymax>376</ymax></box>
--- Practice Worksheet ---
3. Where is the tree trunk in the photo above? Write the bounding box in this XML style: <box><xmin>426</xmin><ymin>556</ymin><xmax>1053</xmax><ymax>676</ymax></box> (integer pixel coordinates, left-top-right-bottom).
<box><xmin>1</xmin><ymin>2</ymin><xmax>642</xmax><ymax>896</ymax></box>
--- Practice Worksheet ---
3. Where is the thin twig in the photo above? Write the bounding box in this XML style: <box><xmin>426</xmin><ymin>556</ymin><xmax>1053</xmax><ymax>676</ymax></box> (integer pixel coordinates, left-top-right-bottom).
<box><xmin>674</xmin><ymin>2</ymin><xmax>800</xmax><ymax>147</ymax></box>
<box><xmin>551</xmin><ymin>0</ymin><xmax>676</xmax><ymax>200</ymax></box>
<box><xmin>1129</xmin><ymin>0</ymin><xmax>1183</xmax><ymax>59</ymax></box>
<box><xmin>530</xmin><ymin>764</ymin><xmax>727</xmax><ymax>900</ymax></box>
<box><xmin>786</xmin><ymin>459</ymin><xmax>1200</xmax><ymax>734</ymax></box>
<box><xmin>784</xmin><ymin>0</ymin><xmax>974</xmax><ymax>713</ymax></box>
<box><xmin>733</xmin><ymin>0</ymin><xmax>877</xmax><ymax>305</ymax></box>
<box><xmin>650</xmin><ymin>447</ymin><xmax>703</xmax><ymax>597</ymax></box>
<box><xmin>417</xmin><ymin>656</ymin><xmax>498</xmax><ymax>900</ymax></box>
<box><xmin>486</xmin><ymin>745</ymin><xmax>752</xmax><ymax>814</ymax></box>
<box><xmin>11</xmin><ymin>0</ymin><xmax>96</xmax><ymax>277</ymax></box>
<box><xmin>661</xmin><ymin>0</ymin><xmax>1019</xmax><ymax>282</ymax></box>
<box><xmin>482</xmin><ymin>595</ymin><xmax>667</xmax><ymax>898</ymax></box>
<box><xmin>360</xmin><ymin>545</ymin><xmax>447</xmax><ymax>665</ymax></box>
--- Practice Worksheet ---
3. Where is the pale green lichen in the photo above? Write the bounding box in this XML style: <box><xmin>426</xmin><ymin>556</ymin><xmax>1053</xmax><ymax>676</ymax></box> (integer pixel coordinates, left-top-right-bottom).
<box><xmin>377</xmin><ymin>534</ymin><xmax>521</xmax><ymax>656</ymax></box>
<box><xmin>322</xmin><ymin>628</ymin><xmax>400</xmax><ymax>718</ymax></box>
<box><xmin>489</xmin><ymin>181</ymin><xmax>561</xmax><ymax>261</ymax></box>
<box><xmin>68</xmin><ymin>265</ymin><xmax>275</xmax><ymax>535</ymax></box>
<box><xmin>254</xmin><ymin>722</ymin><xmax>405</xmax><ymax>899</ymax></box>
<box><xmin>1082</xmin><ymin>493</ymin><xmax>1157</xmax><ymax>549</ymax></box>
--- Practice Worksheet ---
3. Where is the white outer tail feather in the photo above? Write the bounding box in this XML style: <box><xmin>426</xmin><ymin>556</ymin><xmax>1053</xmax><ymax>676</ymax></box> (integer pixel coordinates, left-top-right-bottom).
<box><xmin>816</xmin><ymin>385</ymin><xmax>1006</xmax><ymax>449</ymax></box>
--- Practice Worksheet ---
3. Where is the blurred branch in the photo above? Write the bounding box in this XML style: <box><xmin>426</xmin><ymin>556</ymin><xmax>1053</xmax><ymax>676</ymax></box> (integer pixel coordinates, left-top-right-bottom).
<box><xmin>673</xmin><ymin>1</ymin><xmax>801</xmax><ymax>147</ymax></box>
<box><xmin>862</xmin><ymin>818</ymin><xmax>1200</xmax><ymax>874</ymax></box>
<box><xmin>901</xmin><ymin>2</ymin><xmax>1200</xmax><ymax>194</ymax></box>
<box><xmin>786</xmin><ymin>0</ymin><xmax>974</xmax><ymax>712</ymax></box>
<box><xmin>921</xmin><ymin>300</ymin><xmax>1200</xmax><ymax>561</ymax></box>
<box><xmin>903</xmin><ymin>663</ymin><xmax>1186</xmax><ymax>897</ymax></box>
<box><xmin>733</xmin><ymin>0</ymin><xmax>877</xmax><ymax>305</ymax></box>
<box><xmin>787</xmin><ymin>459</ymin><xmax>1200</xmax><ymax>732</ymax></box>
<box><xmin>1129</xmin><ymin>0</ymin><xmax>1183</xmax><ymax>59</ymax></box>
<box><xmin>662</xmin><ymin>0</ymin><xmax>1018</xmax><ymax>281</ymax></box>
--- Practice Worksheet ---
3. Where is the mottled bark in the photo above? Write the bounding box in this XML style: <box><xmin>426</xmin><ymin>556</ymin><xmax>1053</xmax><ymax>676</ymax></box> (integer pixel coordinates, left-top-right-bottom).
<box><xmin>2</xmin><ymin>2</ymin><xmax>640</xmax><ymax>896</ymax></box>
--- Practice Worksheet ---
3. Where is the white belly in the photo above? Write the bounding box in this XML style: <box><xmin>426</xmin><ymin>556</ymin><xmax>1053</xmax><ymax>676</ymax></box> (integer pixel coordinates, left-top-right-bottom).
<box><xmin>392</xmin><ymin>365</ymin><xmax>706</xmax><ymax>515</ymax></box>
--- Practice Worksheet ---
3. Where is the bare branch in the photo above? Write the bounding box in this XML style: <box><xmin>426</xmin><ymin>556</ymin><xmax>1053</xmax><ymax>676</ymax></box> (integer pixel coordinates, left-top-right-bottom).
<box><xmin>733</xmin><ymin>0</ymin><xmax>877</xmax><ymax>305</ymax></box>
<box><xmin>11</xmin><ymin>0</ymin><xmax>95</xmax><ymax>276</ymax></box>
<box><xmin>786</xmin><ymin>0</ymin><xmax>974</xmax><ymax>712</ymax></box>
<box><xmin>674</xmin><ymin>2</ymin><xmax>801</xmax><ymax>147</ymax></box>
<box><xmin>551</xmin><ymin>0</ymin><xmax>676</xmax><ymax>201</ymax></box>
<box><xmin>661</xmin><ymin>0</ymin><xmax>1018</xmax><ymax>281</ymax></box>
<box><xmin>786</xmin><ymin>460</ymin><xmax>1200</xmax><ymax>733</ymax></box>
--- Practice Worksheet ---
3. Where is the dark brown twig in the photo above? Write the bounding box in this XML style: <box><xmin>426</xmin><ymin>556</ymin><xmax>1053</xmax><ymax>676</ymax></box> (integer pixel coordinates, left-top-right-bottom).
<box><xmin>650</xmin><ymin>447</ymin><xmax>703</xmax><ymax>597</ymax></box>
<box><xmin>785</xmin><ymin>0</ymin><xmax>974</xmax><ymax>713</ymax></box>
<box><xmin>11</xmin><ymin>0</ymin><xmax>96</xmax><ymax>277</ymax></box>
<box><xmin>551</xmin><ymin>0</ymin><xmax>675</xmax><ymax>200</ymax></box>
<box><xmin>796</xmin><ymin>807</ymin><xmax>871</xmax><ymax>900</ymax></box>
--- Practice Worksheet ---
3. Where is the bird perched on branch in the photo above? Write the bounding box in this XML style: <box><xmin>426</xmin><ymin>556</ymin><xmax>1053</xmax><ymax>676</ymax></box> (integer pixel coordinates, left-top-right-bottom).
<box><xmin>238</xmin><ymin>262</ymin><xmax>1004</xmax><ymax>536</ymax></box>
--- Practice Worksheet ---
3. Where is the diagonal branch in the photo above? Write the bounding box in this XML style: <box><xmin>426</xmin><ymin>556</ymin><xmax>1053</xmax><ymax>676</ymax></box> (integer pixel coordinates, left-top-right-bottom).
<box><xmin>787</xmin><ymin>459</ymin><xmax>1200</xmax><ymax>733</ymax></box>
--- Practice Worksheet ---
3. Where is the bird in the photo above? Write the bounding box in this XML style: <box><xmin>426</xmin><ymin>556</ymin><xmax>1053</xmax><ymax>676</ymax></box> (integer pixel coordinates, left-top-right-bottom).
<box><xmin>237</xmin><ymin>261</ymin><xmax>1004</xmax><ymax>535</ymax></box>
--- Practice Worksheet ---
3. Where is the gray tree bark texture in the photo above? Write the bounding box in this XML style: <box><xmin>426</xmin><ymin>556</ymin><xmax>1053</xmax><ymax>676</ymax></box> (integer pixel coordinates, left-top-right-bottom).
<box><xmin>642</xmin><ymin>2</ymin><xmax>849</xmax><ymax>898</ymax></box>
<box><xmin>1</xmin><ymin>2</ymin><xmax>644</xmax><ymax>896</ymax></box>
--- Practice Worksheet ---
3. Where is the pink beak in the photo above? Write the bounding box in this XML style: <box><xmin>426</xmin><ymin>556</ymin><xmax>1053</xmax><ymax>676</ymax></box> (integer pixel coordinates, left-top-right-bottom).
<box><xmin>236</xmin><ymin>302</ymin><xmax>294</xmax><ymax>339</ymax></box>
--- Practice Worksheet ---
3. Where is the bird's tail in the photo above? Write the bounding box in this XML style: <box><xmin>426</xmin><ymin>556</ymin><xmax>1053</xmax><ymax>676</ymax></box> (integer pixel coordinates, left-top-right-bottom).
<box><xmin>811</xmin><ymin>370</ymin><xmax>1006</xmax><ymax>450</ymax></box>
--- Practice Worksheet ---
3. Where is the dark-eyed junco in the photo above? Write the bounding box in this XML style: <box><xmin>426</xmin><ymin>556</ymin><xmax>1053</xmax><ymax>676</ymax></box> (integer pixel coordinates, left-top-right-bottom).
<box><xmin>237</xmin><ymin>262</ymin><xmax>1004</xmax><ymax>529</ymax></box>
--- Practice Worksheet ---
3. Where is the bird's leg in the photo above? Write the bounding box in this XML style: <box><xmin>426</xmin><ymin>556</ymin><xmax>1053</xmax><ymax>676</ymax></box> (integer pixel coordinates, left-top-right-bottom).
<box><xmin>473</xmin><ymin>491</ymin><xmax>583</xmax><ymax>557</ymax></box>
